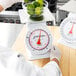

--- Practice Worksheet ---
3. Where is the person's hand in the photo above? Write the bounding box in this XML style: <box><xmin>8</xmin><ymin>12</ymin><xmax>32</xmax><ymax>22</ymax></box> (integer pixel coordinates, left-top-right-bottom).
<box><xmin>50</xmin><ymin>46</ymin><xmax>61</xmax><ymax>62</ymax></box>
<box><xmin>0</xmin><ymin>5</ymin><xmax>4</xmax><ymax>12</ymax></box>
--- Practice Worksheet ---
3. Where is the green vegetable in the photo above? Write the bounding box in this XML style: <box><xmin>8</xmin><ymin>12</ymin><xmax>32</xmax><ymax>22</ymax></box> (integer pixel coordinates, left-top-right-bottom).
<box><xmin>26</xmin><ymin>0</ymin><xmax>44</xmax><ymax>21</ymax></box>
<box><xmin>35</xmin><ymin>7</ymin><xmax>42</xmax><ymax>15</ymax></box>
<box><xmin>36</xmin><ymin>0</ymin><xmax>43</xmax><ymax>6</ymax></box>
<box><xmin>27</xmin><ymin>3</ymin><xmax>35</xmax><ymax>10</ymax></box>
<box><xmin>27</xmin><ymin>10</ymin><xmax>35</xmax><ymax>15</ymax></box>
<box><xmin>27</xmin><ymin>3</ymin><xmax>35</xmax><ymax>15</ymax></box>
<box><xmin>32</xmin><ymin>1</ymin><xmax>40</xmax><ymax>8</ymax></box>
<box><xmin>24</xmin><ymin>0</ymin><xmax>29</xmax><ymax>3</ymax></box>
<box><xmin>24</xmin><ymin>0</ymin><xmax>35</xmax><ymax>3</ymax></box>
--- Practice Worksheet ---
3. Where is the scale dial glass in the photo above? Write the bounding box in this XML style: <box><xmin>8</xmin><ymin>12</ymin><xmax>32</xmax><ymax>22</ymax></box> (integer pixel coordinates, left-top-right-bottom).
<box><xmin>26</xmin><ymin>28</ymin><xmax>52</xmax><ymax>55</ymax></box>
<box><xmin>29</xmin><ymin>29</ymin><xmax>49</xmax><ymax>50</ymax></box>
<box><xmin>60</xmin><ymin>18</ymin><xmax>76</xmax><ymax>42</ymax></box>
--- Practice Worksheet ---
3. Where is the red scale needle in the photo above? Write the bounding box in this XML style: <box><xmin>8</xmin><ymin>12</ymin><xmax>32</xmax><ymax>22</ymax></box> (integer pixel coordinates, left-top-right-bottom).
<box><xmin>37</xmin><ymin>30</ymin><xmax>41</xmax><ymax>45</ymax></box>
<box><xmin>69</xmin><ymin>24</ymin><xmax>74</xmax><ymax>34</ymax></box>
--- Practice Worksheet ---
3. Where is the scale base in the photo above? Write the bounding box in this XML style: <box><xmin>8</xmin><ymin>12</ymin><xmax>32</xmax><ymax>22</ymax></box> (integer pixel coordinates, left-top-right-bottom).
<box><xmin>28</xmin><ymin>52</ymin><xmax>50</xmax><ymax>60</ymax></box>
<box><xmin>58</xmin><ymin>38</ymin><xmax>76</xmax><ymax>49</ymax></box>
<box><xmin>25</xmin><ymin>47</ymin><xmax>50</xmax><ymax>60</ymax></box>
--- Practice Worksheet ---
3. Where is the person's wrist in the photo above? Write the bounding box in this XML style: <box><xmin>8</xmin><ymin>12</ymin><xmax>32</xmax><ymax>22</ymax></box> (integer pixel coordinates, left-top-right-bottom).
<box><xmin>50</xmin><ymin>56</ymin><xmax>60</xmax><ymax>62</ymax></box>
<box><xmin>51</xmin><ymin>58</ymin><xmax>59</xmax><ymax>65</ymax></box>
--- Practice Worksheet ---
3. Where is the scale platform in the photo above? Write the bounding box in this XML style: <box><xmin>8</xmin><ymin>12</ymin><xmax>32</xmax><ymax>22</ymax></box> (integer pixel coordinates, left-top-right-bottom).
<box><xmin>18</xmin><ymin>7</ymin><xmax>55</xmax><ymax>25</ymax></box>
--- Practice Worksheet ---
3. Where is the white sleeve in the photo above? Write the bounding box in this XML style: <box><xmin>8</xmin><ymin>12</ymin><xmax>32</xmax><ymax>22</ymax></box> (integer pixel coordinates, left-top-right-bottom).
<box><xmin>7</xmin><ymin>53</ymin><xmax>38</xmax><ymax>76</ymax></box>
<box><xmin>0</xmin><ymin>46</ymin><xmax>17</xmax><ymax>67</ymax></box>
<box><xmin>7</xmin><ymin>53</ymin><xmax>45</xmax><ymax>76</ymax></box>
<box><xmin>0</xmin><ymin>54</ymin><xmax>40</xmax><ymax>76</ymax></box>
<box><xmin>43</xmin><ymin>61</ymin><xmax>62</xmax><ymax>76</ymax></box>
<box><xmin>0</xmin><ymin>46</ymin><xmax>40</xmax><ymax>76</ymax></box>
<box><xmin>0</xmin><ymin>0</ymin><xmax>24</xmax><ymax>10</ymax></box>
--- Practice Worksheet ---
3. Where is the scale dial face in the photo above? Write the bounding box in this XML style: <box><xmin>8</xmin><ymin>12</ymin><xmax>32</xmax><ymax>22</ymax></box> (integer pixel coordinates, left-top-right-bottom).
<box><xmin>60</xmin><ymin>18</ymin><xmax>76</xmax><ymax>43</ymax></box>
<box><xmin>29</xmin><ymin>29</ymin><xmax>49</xmax><ymax>50</ymax></box>
<box><xmin>26</xmin><ymin>28</ymin><xmax>52</xmax><ymax>55</ymax></box>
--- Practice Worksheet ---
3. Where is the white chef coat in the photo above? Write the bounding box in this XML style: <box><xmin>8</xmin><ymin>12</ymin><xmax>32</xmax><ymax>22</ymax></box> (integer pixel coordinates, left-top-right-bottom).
<box><xmin>0</xmin><ymin>46</ymin><xmax>62</xmax><ymax>76</ymax></box>
<box><xmin>0</xmin><ymin>0</ymin><xmax>24</xmax><ymax>10</ymax></box>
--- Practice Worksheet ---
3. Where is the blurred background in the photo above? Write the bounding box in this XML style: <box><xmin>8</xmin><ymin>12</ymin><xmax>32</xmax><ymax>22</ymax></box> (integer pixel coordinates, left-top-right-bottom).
<box><xmin>0</xmin><ymin>0</ymin><xmax>69</xmax><ymax>48</ymax></box>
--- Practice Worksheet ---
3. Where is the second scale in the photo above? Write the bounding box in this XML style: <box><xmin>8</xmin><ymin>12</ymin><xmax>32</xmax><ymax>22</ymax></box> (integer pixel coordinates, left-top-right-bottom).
<box><xmin>59</xmin><ymin>17</ymin><xmax>76</xmax><ymax>49</ymax></box>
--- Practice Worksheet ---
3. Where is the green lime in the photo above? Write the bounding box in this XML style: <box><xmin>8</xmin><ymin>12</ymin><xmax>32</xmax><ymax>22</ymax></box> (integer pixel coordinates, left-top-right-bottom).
<box><xmin>35</xmin><ymin>7</ymin><xmax>42</xmax><ymax>15</ymax></box>
<box><xmin>27</xmin><ymin>3</ymin><xmax>35</xmax><ymax>10</ymax></box>
<box><xmin>24</xmin><ymin>0</ymin><xmax>29</xmax><ymax>3</ymax></box>
<box><xmin>27</xmin><ymin>3</ymin><xmax>35</xmax><ymax>15</ymax></box>
<box><xmin>32</xmin><ymin>1</ymin><xmax>40</xmax><ymax>8</ymax></box>
<box><xmin>36</xmin><ymin>0</ymin><xmax>43</xmax><ymax>6</ymax></box>
<box><xmin>27</xmin><ymin>10</ymin><xmax>35</xmax><ymax>15</ymax></box>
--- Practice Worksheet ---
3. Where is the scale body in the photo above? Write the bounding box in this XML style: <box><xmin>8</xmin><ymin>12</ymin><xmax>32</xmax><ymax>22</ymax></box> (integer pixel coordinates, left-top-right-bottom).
<box><xmin>19</xmin><ymin>5</ymin><xmax>55</xmax><ymax>60</ymax></box>
<box><xmin>25</xmin><ymin>21</ymin><xmax>52</xmax><ymax>60</ymax></box>
<box><xmin>59</xmin><ymin>17</ymin><xmax>76</xmax><ymax>49</ymax></box>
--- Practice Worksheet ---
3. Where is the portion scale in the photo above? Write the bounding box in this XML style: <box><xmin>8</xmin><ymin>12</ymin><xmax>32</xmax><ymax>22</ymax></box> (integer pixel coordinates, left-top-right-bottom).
<box><xmin>59</xmin><ymin>17</ymin><xmax>76</xmax><ymax>49</ymax></box>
